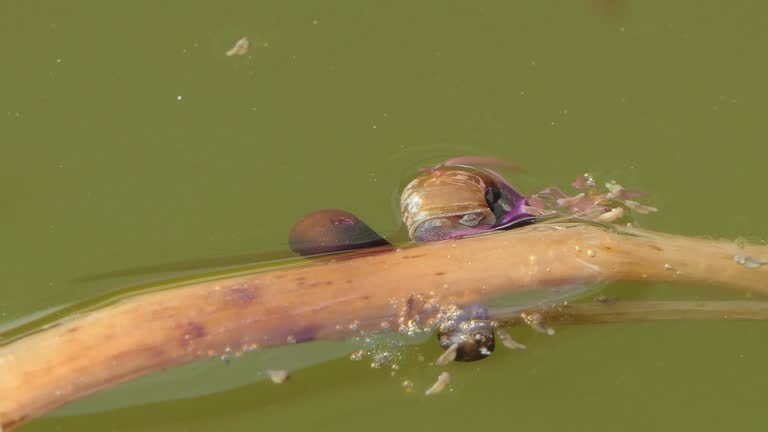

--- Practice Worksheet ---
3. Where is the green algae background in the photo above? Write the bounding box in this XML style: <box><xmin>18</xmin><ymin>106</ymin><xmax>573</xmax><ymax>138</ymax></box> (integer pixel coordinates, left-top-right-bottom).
<box><xmin>1</xmin><ymin>1</ymin><xmax>767</xmax><ymax>431</ymax></box>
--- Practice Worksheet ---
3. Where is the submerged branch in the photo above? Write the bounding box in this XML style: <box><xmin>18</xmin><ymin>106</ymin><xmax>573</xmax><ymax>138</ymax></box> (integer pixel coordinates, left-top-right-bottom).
<box><xmin>1</xmin><ymin>223</ymin><xmax>767</xmax><ymax>430</ymax></box>
<box><xmin>493</xmin><ymin>300</ymin><xmax>768</xmax><ymax>326</ymax></box>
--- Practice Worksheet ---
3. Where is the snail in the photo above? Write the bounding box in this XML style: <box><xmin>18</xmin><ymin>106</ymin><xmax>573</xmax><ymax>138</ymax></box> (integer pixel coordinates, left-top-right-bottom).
<box><xmin>288</xmin><ymin>157</ymin><xmax>537</xmax><ymax>362</ymax></box>
<box><xmin>436</xmin><ymin>304</ymin><xmax>496</xmax><ymax>363</ymax></box>
<box><xmin>288</xmin><ymin>209</ymin><xmax>390</xmax><ymax>256</ymax></box>
<box><xmin>400</xmin><ymin>163</ymin><xmax>534</xmax><ymax>242</ymax></box>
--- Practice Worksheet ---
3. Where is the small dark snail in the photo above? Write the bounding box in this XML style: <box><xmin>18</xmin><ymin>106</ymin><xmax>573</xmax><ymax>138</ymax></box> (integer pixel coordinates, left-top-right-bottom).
<box><xmin>288</xmin><ymin>209</ymin><xmax>390</xmax><ymax>256</ymax></box>
<box><xmin>436</xmin><ymin>304</ymin><xmax>496</xmax><ymax>362</ymax></box>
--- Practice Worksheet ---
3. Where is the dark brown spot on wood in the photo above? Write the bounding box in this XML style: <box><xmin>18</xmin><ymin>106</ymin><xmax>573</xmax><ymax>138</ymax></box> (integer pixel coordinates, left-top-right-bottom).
<box><xmin>401</xmin><ymin>254</ymin><xmax>426</xmax><ymax>259</ymax></box>
<box><xmin>179</xmin><ymin>321</ymin><xmax>207</xmax><ymax>346</ymax></box>
<box><xmin>4</xmin><ymin>415</ymin><xmax>28</xmax><ymax>430</ymax></box>
<box><xmin>226</xmin><ymin>283</ymin><xmax>258</xmax><ymax>303</ymax></box>
<box><xmin>67</xmin><ymin>325</ymin><xmax>81</xmax><ymax>333</ymax></box>
<box><xmin>293</xmin><ymin>324</ymin><xmax>320</xmax><ymax>343</ymax></box>
<box><xmin>325</xmin><ymin>281</ymin><xmax>333</xmax><ymax>286</ymax></box>
<box><xmin>434</xmin><ymin>272</ymin><xmax>445</xmax><ymax>276</ymax></box>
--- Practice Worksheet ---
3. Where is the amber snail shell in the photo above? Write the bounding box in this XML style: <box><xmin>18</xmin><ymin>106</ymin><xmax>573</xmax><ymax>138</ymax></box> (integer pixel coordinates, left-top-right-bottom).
<box><xmin>400</xmin><ymin>168</ymin><xmax>496</xmax><ymax>242</ymax></box>
<box><xmin>400</xmin><ymin>165</ymin><xmax>533</xmax><ymax>242</ymax></box>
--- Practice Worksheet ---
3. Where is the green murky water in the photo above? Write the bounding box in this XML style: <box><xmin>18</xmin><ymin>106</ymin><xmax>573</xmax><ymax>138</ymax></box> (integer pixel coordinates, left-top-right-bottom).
<box><xmin>2</xmin><ymin>1</ymin><xmax>767</xmax><ymax>431</ymax></box>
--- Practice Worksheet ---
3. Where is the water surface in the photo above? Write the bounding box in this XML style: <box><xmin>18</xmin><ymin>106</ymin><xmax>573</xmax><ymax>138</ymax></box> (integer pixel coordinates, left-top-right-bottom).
<box><xmin>2</xmin><ymin>1</ymin><xmax>767</xmax><ymax>431</ymax></box>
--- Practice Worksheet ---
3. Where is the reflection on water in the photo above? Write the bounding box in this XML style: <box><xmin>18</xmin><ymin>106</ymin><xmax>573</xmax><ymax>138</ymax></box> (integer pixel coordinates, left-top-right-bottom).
<box><xmin>53</xmin><ymin>339</ymin><xmax>358</xmax><ymax>415</ymax></box>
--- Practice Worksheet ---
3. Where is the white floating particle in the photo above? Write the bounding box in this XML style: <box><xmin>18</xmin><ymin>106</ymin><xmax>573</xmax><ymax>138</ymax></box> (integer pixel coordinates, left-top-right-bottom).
<box><xmin>402</xmin><ymin>379</ymin><xmax>414</xmax><ymax>391</ymax></box>
<box><xmin>425</xmin><ymin>371</ymin><xmax>451</xmax><ymax>396</ymax></box>
<box><xmin>497</xmin><ymin>328</ymin><xmax>527</xmax><ymax>350</ymax></box>
<box><xmin>266</xmin><ymin>369</ymin><xmax>289</xmax><ymax>383</ymax></box>
<box><xmin>596</xmin><ymin>207</ymin><xmax>625</xmax><ymax>223</ymax></box>
<box><xmin>349</xmin><ymin>349</ymin><xmax>364</xmax><ymax>361</ymax></box>
<box><xmin>435</xmin><ymin>343</ymin><xmax>458</xmax><ymax>366</ymax></box>
<box><xmin>226</xmin><ymin>37</ymin><xmax>250</xmax><ymax>56</ymax></box>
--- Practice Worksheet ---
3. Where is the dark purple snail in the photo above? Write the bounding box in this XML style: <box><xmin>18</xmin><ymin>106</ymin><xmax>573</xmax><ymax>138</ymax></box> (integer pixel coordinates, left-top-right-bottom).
<box><xmin>288</xmin><ymin>157</ymin><xmax>534</xmax><ymax>362</ymax></box>
<box><xmin>288</xmin><ymin>209</ymin><xmax>390</xmax><ymax>256</ymax></box>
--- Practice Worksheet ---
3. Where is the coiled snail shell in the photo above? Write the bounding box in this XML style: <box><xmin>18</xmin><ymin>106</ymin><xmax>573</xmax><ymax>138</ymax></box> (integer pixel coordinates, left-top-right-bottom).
<box><xmin>400</xmin><ymin>164</ymin><xmax>533</xmax><ymax>242</ymax></box>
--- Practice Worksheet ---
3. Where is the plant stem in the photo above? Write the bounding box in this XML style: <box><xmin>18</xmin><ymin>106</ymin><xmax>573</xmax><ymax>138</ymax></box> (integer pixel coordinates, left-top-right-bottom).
<box><xmin>492</xmin><ymin>300</ymin><xmax>768</xmax><ymax>326</ymax></box>
<box><xmin>0</xmin><ymin>224</ymin><xmax>766</xmax><ymax>430</ymax></box>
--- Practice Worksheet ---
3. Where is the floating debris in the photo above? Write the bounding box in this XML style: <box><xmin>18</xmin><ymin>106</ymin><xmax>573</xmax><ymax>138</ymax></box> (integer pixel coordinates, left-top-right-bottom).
<box><xmin>522</xmin><ymin>312</ymin><xmax>556</xmax><ymax>335</ymax></box>
<box><xmin>402</xmin><ymin>379</ymin><xmax>414</xmax><ymax>391</ymax></box>
<box><xmin>734</xmin><ymin>255</ymin><xmax>768</xmax><ymax>269</ymax></box>
<box><xmin>624</xmin><ymin>200</ymin><xmax>658</xmax><ymax>214</ymax></box>
<box><xmin>425</xmin><ymin>371</ymin><xmax>451</xmax><ymax>396</ymax></box>
<box><xmin>594</xmin><ymin>295</ymin><xmax>617</xmax><ymax>305</ymax></box>
<box><xmin>349</xmin><ymin>349</ymin><xmax>364</xmax><ymax>361</ymax></box>
<box><xmin>572</xmin><ymin>173</ymin><xmax>596</xmax><ymax>190</ymax></box>
<box><xmin>527</xmin><ymin>174</ymin><xmax>656</xmax><ymax>223</ymax></box>
<box><xmin>435</xmin><ymin>343</ymin><xmax>459</xmax><ymax>366</ymax></box>
<box><xmin>497</xmin><ymin>328</ymin><xmax>527</xmax><ymax>350</ymax></box>
<box><xmin>370</xmin><ymin>351</ymin><xmax>393</xmax><ymax>369</ymax></box>
<box><xmin>596</xmin><ymin>207</ymin><xmax>625</xmax><ymax>223</ymax></box>
<box><xmin>225</xmin><ymin>37</ymin><xmax>250</xmax><ymax>56</ymax></box>
<box><xmin>266</xmin><ymin>369</ymin><xmax>289</xmax><ymax>384</ymax></box>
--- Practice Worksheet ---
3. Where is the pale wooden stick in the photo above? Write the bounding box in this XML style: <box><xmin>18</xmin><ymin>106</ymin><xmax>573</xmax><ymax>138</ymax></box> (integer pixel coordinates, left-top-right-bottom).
<box><xmin>1</xmin><ymin>224</ymin><xmax>767</xmax><ymax>430</ymax></box>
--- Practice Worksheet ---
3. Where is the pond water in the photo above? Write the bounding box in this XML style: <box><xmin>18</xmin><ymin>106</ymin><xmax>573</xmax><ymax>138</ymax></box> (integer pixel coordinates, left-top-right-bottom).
<box><xmin>2</xmin><ymin>1</ymin><xmax>767</xmax><ymax>431</ymax></box>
